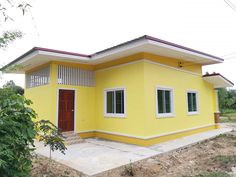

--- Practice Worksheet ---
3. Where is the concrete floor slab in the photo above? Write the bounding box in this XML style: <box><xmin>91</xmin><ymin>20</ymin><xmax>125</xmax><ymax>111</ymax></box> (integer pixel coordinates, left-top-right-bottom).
<box><xmin>35</xmin><ymin>126</ymin><xmax>232</xmax><ymax>176</ymax></box>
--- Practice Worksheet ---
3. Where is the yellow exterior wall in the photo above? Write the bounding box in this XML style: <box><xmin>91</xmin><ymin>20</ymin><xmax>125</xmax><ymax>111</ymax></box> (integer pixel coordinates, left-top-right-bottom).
<box><xmin>25</xmin><ymin>84</ymin><xmax>56</xmax><ymax>124</ymax></box>
<box><xmin>25</xmin><ymin>63</ymin><xmax>96</xmax><ymax>132</ymax></box>
<box><xmin>143</xmin><ymin>61</ymin><xmax>216</xmax><ymax>136</ymax></box>
<box><xmin>95</xmin><ymin>61</ymin><xmax>146</xmax><ymax>136</ymax></box>
<box><xmin>24</xmin><ymin>53</ymin><xmax>218</xmax><ymax>146</ymax></box>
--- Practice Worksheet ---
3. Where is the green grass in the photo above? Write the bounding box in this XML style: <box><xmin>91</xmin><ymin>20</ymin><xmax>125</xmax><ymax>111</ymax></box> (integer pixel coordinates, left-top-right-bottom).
<box><xmin>208</xmin><ymin>155</ymin><xmax>236</xmax><ymax>173</ymax></box>
<box><xmin>221</xmin><ymin>109</ymin><xmax>236</xmax><ymax>114</ymax></box>
<box><xmin>195</xmin><ymin>172</ymin><xmax>230</xmax><ymax>177</ymax></box>
<box><xmin>220</xmin><ymin>111</ymin><xmax>236</xmax><ymax>123</ymax></box>
<box><xmin>212</xmin><ymin>155</ymin><xmax>236</xmax><ymax>165</ymax></box>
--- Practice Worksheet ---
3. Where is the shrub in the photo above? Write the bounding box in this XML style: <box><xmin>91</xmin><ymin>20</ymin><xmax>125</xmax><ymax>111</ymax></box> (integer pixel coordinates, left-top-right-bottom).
<box><xmin>0</xmin><ymin>88</ymin><xmax>37</xmax><ymax>176</ymax></box>
<box><xmin>35</xmin><ymin>120</ymin><xmax>67</xmax><ymax>160</ymax></box>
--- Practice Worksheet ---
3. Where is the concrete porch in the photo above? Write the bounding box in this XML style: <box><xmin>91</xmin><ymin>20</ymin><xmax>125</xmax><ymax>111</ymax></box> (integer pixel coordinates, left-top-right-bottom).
<box><xmin>35</xmin><ymin>125</ymin><xmax>232</xmax><ymax>176</ymax></box>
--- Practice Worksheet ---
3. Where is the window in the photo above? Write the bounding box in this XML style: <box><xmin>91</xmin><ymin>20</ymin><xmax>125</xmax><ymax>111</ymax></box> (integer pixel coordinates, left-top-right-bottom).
<box><xmin>105</xmin><ymin>88</ymin><xmax>125</xmax><ymax>117</ymax></box>
<box><xmin>156</xmin><ymin>87</ymin><xmax>174</xmax><ymax>117</ymax></box>
<box><xmin>187</xmin><ymin>91</ymin><xmax>199</xmax><ymax>114</ymax></box>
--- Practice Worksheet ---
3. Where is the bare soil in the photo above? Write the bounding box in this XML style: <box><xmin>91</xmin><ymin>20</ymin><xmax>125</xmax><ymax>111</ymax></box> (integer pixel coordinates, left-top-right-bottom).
<box><xmin>31</xmin><ymin>124</ymin><xmax>236</xmax><ymax>177</ymax></box>
<box><xmin>95</xmin><ymin>130</ymin><xmax>236</xmax><ymax>177</ymax></box>
<box><xmin>31</xmin><ymin>155</ymin><xmax>85</xmax><ymax>177</ymax></box>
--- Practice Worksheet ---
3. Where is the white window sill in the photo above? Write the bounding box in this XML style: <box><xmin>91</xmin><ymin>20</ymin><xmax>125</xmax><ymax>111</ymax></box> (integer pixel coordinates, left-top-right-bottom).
<box><xmin>187</xmin><ymin>112</ymin><xmax>199</xmax><ymax>115</ymax></box>
<box><xmin>104</xmin><ymin>113</ymin><xmax>126</xmax><ymax>118</ymax></box>
<box><xmin>156</xmin><ymin>113</ymin><xmax>175</xmax><ymax>118</ymax></box>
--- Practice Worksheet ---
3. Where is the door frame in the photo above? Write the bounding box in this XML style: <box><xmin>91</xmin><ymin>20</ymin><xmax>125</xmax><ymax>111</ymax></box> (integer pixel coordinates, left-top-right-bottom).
<box><xmin>56</xmin><ymin>88</ymin><xmax>77</xmax><ymax>133</ymax></box>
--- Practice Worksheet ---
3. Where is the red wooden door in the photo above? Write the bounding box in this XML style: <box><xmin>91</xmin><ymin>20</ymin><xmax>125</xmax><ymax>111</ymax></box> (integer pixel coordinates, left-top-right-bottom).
<box><xmin>58</xmin><ymin>90</ymin><xmax>75</xmax><ymax>132</ymax></box>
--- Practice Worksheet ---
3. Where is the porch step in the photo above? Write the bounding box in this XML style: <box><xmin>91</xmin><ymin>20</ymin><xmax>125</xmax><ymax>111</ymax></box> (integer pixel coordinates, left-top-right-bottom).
<box><xmin>62</xmin><ymin>132</ymin><xmax>84</xmax><ymax>145</ymax></box>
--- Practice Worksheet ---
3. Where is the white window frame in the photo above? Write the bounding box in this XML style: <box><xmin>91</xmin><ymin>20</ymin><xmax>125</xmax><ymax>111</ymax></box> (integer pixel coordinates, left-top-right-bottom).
<box><xmin>104</xmin><ymin>87</ymin><xmax>126</xmax><ymax>118</ymax></box>
<box><xmin>186</xmin><ymin>90</ymin><xmax>199</xmax><ymax>115</ymax></box>
<box><xmin>156</xmin><ymin>86</ymin><xmax>175</xmax><ymax>118</ymax></box>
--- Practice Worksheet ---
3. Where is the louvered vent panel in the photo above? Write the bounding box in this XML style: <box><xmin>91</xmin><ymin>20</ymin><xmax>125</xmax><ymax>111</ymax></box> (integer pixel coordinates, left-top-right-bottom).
<box><xmin>26</xmin><ymin>66</ymin><xmax>50</xmax><ymax>88</ymax></box>
<box><xmin>57</xmin><ymin>65</ymin><xmax>95</xmax><ymax>87</ymax></box>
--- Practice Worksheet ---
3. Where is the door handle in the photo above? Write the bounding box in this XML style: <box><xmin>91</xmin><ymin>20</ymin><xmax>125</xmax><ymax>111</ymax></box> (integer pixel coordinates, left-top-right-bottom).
<box><xmin>72</xmin><ymin>109</ymin><xmax>74</xmax><ymax>112</ymax></box>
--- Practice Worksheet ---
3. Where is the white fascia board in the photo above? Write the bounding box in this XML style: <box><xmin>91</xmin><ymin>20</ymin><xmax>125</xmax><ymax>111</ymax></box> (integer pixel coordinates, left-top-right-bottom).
<box><xmin>90</xmin><ymin>38</ymin><xmax>222</xmax><ymax>64</ymax></box>
<box><xmin>147</xmin><ymin>40</ymin><xmax>223</xmax><ymax>64</ymax></box>
<box><xmin>38</xmin><ymin>51</ymin><xmax>90</xmax><ymax>61</ymax></box>
<box><xmin>219</xmin><ymin>76</ymin><xmax>234</xmax><ymax>88</ymax></box>
<box><xmin>3</xmin><ymin>51</ymin><xmax>40</xmax><ymax>73</ymax></box>
<box><xmin>203</xmin><ymin>76</ymin><xmax>233</xmax><ymax>88</ymax></box>
<box><xmin>90</xmin><ymin>38</ymin><xmax>147</xmax><ymax>61</ymax></box>
<box><xmin>10</xmin><ymin>38</ymin><xmax>223</xmax><ymax>71</ymax></box>
<box><xmin>16</xmin><ymin>50</ymin><xmax>39</xmax><ymax>65</ymax></box>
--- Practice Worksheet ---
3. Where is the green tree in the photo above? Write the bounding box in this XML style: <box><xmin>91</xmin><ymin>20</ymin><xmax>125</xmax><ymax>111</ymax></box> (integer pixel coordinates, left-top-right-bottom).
<box><xmin>218</xmin><ymin>88</ymin><xmax>236</xmax><ymax>112</ymax></box>
<box><xmin>218</xmin><ymin>88</ymin><xmax>228</xmax><ymax>111</ymax></box>
<box><xmin>0</xmin><ymin>88</ymin><xmax>37</xmax><ymax>177</ymax></box>
<box><xmin>3</xmin><ymin>80</ymin><xmax>24</xmax><ymax>95</ymax></box>
<box><xmin>0</xmin><ymin>0</ymin><xmax>31</xmax><ymax>49</ymax></box>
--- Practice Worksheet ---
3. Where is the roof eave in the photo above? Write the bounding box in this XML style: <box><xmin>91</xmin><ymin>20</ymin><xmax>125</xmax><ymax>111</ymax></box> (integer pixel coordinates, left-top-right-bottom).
<box><xmin>1</xmin><ymin>35</ymin><xmax>224</xmax><ymax>72</ymax></box>
<box><xmin>203</xmin><ymin>73</ymin><xmax>234</xmax><ymax>88</ymax></box>
<box><xmin>1</xmin><ymin>47</ymin><xmax>91</xmax><ymax>73</ymax></box>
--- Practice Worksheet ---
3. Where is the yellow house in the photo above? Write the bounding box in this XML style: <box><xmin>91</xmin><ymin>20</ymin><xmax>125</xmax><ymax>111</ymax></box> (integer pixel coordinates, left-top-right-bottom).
<box><xmin>2</xmin><ymin>35</ymin><xmax>234</xmax><ymax>146</ymax></box>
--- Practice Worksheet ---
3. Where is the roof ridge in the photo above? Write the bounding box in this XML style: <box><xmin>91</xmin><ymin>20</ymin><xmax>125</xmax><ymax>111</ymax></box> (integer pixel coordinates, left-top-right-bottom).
<box><xmin>91</xmin><ymin>35</ymin><xmax>147</xmax><ymax>56</ymax></box>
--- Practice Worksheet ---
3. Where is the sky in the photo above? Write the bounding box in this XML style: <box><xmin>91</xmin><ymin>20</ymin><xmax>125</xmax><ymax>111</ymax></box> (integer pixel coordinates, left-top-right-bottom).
<box><xmin>0</xmin><ymin>0</ymin><xmax>236</xmax><ymax>88</ymax></box>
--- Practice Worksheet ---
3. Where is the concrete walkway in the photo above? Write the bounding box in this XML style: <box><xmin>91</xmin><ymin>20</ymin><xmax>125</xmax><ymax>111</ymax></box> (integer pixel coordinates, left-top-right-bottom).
<box><xmin>35</xmin><ymin>126</ymin><xmax>232</xmax><ymax>176</ymax></box>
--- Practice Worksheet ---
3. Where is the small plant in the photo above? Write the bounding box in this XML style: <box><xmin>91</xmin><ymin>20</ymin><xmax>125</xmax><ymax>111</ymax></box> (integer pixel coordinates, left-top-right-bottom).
<box><xmin>196</xmin><ymin>171</ymin><xmax>230</xmax><ymax>177</ymax></box>
<box><xmin>35</xmin><ymin>120</ymin><xmax>67</xmax><ymax>160</ymax></box>
<box><xmin>214</xmin><ymin>133</ymin><xmax>235</xmax><ymax>140</ymax></box>
<box><xmin>208</xmin><ymin>155</ymin><xmax>236</xmax><ymax>172</ymax></box>
<box><xmin>122</xmin><ymin>161</ymin><xmax>135</xmax><ymax>176</ymax></box>
<box><xmin>212</xmin><ymin>155</ymin><xmax>236</xmax><ymax>165</ymax></box>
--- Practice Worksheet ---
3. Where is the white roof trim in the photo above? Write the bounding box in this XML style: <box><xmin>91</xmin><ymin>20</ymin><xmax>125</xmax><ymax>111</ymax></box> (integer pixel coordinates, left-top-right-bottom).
<box><xmin>147</xmin><ymin>40</ymin><xmax>221</xmax><ymax>63</ymax></box>
<box><xmin>203</xmin><ymin>75</ymin><xmax>234</xmax><ymax>88</ymax></box>
<box><xmin>38</xmin><ymin>51</ymin><xmax>89</xmax><ymax>61</ymax></box>
<box><xmin>2</xmin><ymin>35</ymin><xmax>224</xmax><ymax>73</ymax></box>
<box><xmin>91</xmin><ymin>38</ymin><xmax>147</xmax><ymax>60</ymax></box>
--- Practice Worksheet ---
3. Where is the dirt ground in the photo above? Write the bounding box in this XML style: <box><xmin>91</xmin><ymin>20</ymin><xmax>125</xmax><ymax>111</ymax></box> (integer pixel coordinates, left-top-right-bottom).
<box><xmin>31</xmin><ymin>124</ymin><xmax>236</xmax><ymax>177</ymax></box>
<box><xmin>95</xmin><ymin>131</ymin><xmax>236</xmax><ymax>177</ymax></box>
<box><xmin>31</xmin><ymin>155</ymin><xmax>85</xmax><ymax>177</ymax></box>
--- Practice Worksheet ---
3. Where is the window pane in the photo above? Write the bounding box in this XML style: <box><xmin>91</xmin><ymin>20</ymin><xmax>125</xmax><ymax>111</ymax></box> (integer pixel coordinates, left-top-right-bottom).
<box><xmin>107</xmin><ymin>91</ymin><xmax>114</xmax><ymax>113</ymax></box>
<box><xmin>192</xmin><ymin>93</ymin><xmax>197</xmax><ymax>111</ymax></box>
<box><xmin>165</xmin><ymin>90</ymin><xmax>171</xmax><ymax>113</ymax></box>
<box><xmin>188</xmin><ymin>92</ymin><xmax>197</xmax><ymax>112</ymax></box>
<box><xmin>116</xmin><ymin>90</ymin><xmax>124</xmax><ymax>113</ymax></box>
<box><xmin>158</xmin><ymin>90</ymin><xmax>164</xmax><ymax>113</ymax></box>
<box><xmin>187</xmin><ymin>93</ymin><xmax>192</xmax><ymax>112</ymax></box>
